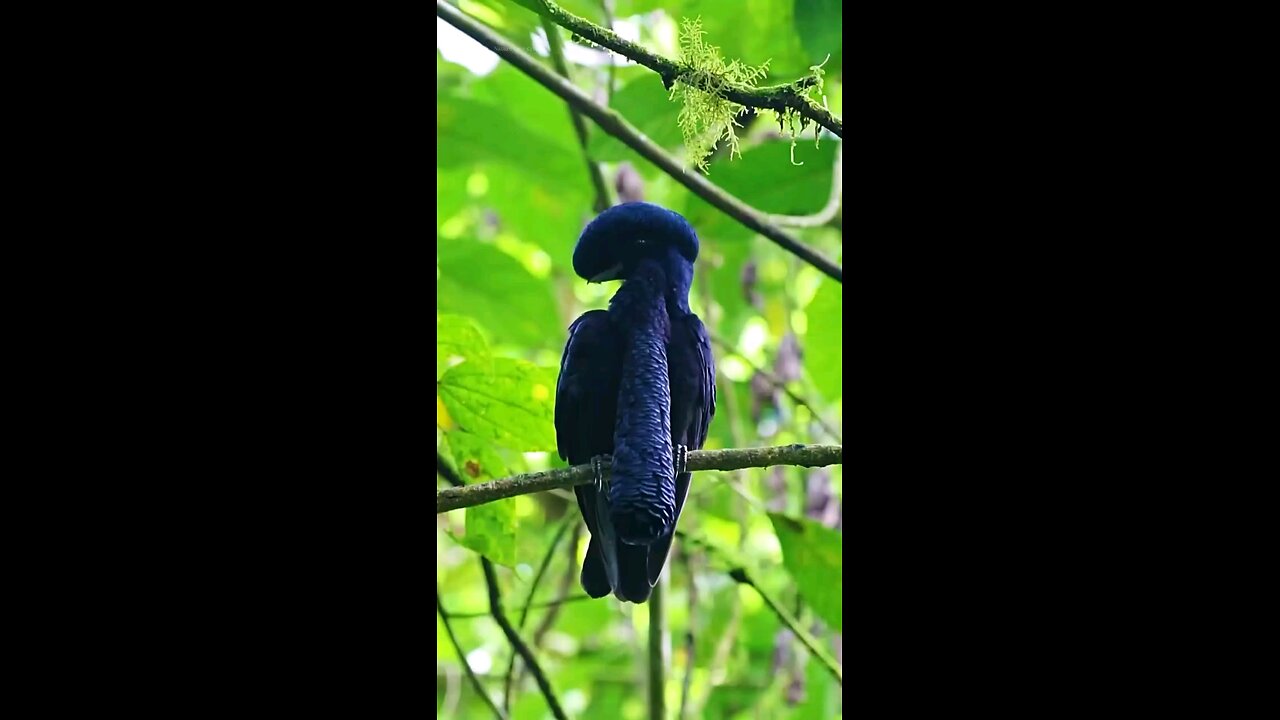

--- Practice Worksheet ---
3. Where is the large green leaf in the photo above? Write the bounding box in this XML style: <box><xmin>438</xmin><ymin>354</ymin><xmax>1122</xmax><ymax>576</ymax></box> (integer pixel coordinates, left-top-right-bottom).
<box><xmin>768</xmin><ymin>512</ymin><xmax>842</xmax><ymax>631</ymax></box>
<box><xmin>587</xmin><ymin>75</ymin><xmax>685</xmax><ymax>161</ymax></box>
<box><xmin>804</xmin><ymin>278</ymin><xmax>841</xmax><ymax>401</ymax></box>
<box><xmin>685</xmin><ymin>141</ymin><xmax>836</xmax><ymax>242</ymax></box>
<box><xmin>794</xmin><ymin>0</ymin><xmax>843</xmax><ymax>67</ymax></box>
<box><xmin>436</xmin><ymin>238</ymin><xmax>562</xmax><ymax>348</ymax></box>
<box><xmin>438</xmin><ymin>357</ymin><xmax>558</xmax><ymax>451</ymax></box>
<box><xmin>437</xmin><ymin>95</ymin><xmax>586</xmax><ymax>184</ymax></box>
<box><xmin>437</xmin><ymin>314</ymin><xmax>490</xmax><ymax>380</ymax></box>
<box><xmin>444</xmin><ymin>430</ymin><xmax>518</xmax><ymax>567</ymax></box>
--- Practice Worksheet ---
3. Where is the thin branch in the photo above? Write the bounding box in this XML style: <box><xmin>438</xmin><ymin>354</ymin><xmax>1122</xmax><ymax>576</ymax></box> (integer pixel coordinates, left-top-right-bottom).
<box><xmin>677</xmin><ymin>548</ymin><xmax>697</xmax><ymax>720</ymax></box>
<box><xmin>436</xmin><ymin>0</ymin><xmax>843</xmax><ymax>283</ymax></box>
<box><xmin>542</xmin><ymin>18</ymin><xmax>611</xmax><ymax>213</ymax></box>
<box><xmin>437</xmin><ymin>444</ymin><xmax>843</xmax><ymax>513</ymax></box>
<box><xmin>599</xmin><ymin>0</ymin><xmax>617</xmax><ymax>100</ymax></box>
<box><xmin>728</xmin><ymin>568</ymin><xmax>842</xmax><ymax>686</ymax></box>
<box><xmin>503</xmin><ymin>516</ymin><xmax>573</xmax><ymax>709</ymax></box>
<box><xmin>437</xmin><ymin>583</ymin><xmax>508</xmax><ymax>720</ymax></box>
<box><xmin>528</xmin><ymin>0</ymin><xmax>843</xmax><ymax>138</ymax></box>
<box><xmin>446</xmin><ymin>593</ymin><xmax>593</xmax><ymax>620</ymax></box>
<box><xmin>709</xmin><ymin>334</ymin><xmax>842</xmax><ymax>442</ymax></box>
<box><xmin>481</xmin><ymin>558</ymin><xmax>569</xmax><ymax>720</ymax></box>
<box><xmin>649</xmin><ymin>577</ymin><xmax>668</xmax><ymax>720</ymax></box>
<box><xmin>530</xmin><ymin>522</ymin><xmax>581</xmax><ymax>648</ymax></box>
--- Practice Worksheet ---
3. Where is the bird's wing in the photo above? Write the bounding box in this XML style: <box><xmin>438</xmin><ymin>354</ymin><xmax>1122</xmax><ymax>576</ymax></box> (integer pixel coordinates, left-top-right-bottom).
<box><xmin>555</xmin><ymin>310</ymin><xmax>624</xmax><ymax>598</ymax></box>
<box><xmin>646</xmin><ymin>311</ymin><xmax>717</xmax><ymax>585</ymax></box>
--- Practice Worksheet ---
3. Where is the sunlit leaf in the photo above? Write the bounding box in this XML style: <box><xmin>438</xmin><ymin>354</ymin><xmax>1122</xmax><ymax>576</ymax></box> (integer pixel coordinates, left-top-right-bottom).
<box><xmin>685</xmin><ymin>141</ymin><xmax>836</xmax><ymax>242</ymax></box>
<box><xmin>437</xmin><ymin>314</ymin><xmax>490</xmax><ymax>379</ymax></box>
<box><xmin>794</xmin><ymin>0</ymin><xmax>842</xmax><ymax>67</ymax></box>
<box><xmin>437</xmin><ymin>237</ymin><xmax>563</xmax><ymax>348</ymax></box>
<box><xmin>803</xmin><ymin>279</ymin><xmax>841</xmax><ymax>401</ymax></box>
<box><xmin>768</xmin><ymin>513</ymin><xmax>842</xmax><ymax>631</ymax></box>
<box><xmin>446</xmin><ymin>430</ymin><xmax>518</xmax><ymax>567</ymax></box>
<box><xmin>587</xmin><ymin>75</ymin><xmax>685</xmax><ymax>161</ymax></box>
<box><xmin>438</xmin><ymin>357</ymin><xmax>558</xmax><ymax>451</ymax></box>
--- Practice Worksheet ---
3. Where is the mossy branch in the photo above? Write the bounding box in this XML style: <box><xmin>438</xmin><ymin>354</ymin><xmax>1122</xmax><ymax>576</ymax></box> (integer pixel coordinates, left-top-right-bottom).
<box><xmin>436</xmin><ymin>444</ymin><xmax>842</xmax><ymax>513</ymax></box>
<box><xmin>435</xmin><ymin>0</ymin><xmax>843</xmax><ymax>283</ymax></box>
<box><xmin>528</xmin><ymin>0</ymin><xmax>842</xmax><ymax>139</ymax></box>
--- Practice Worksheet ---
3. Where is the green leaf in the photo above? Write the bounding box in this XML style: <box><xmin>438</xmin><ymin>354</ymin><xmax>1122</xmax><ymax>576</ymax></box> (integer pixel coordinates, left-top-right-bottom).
<box><xmin>438</xmin><ymin>357</ymin><xmax>558</xmax><ymax>451</ymax></box>
<box><xmin>794</xmin><ymin>0</ymin><xmax>843</xmax><ymax>66</ymax></box>
<box><xmin>587</xmin><ymin>76</ymin><xmax>685</xmax><ymax>161</ymax></box>
<box><xmin>685</xmin><ymin>0</ymin><xmax>812</xmax><ymax>80</ymax></box>
<box><xmin>437</xmin><ymin>96</ymin><xmax>586</xmax><ymax>184</ymax></box>
<box><xmin>804</xmin><ymin>279</ymin><xmax>841</xmax><ymax>401</ymax></box>
<box><xmin>685</xmin><ymin>141</ymin><xmax>836</xmax><ymax>242</ymax></box>
<box><xmin>436</xmin><ymin>238</ymin><xmax>562</xmax><ymax>349</ymax></box>
<box><xmin>768</xmin><ymin>512</ymin><xmax>842</xmax><ymax>631</ymax></box>
<box><xmin>447</xmin><ymin>430</ymin><xmax>518</xmax><ymax>567</ymax></box>
<box><xmin>437</xmin><ymin>314</ymin><xmax>490</xmax><ymax>380</ymax></box>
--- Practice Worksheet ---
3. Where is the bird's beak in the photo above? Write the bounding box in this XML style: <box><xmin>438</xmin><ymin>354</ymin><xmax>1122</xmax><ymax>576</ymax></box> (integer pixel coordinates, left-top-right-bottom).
<box><xmin>590</xmin><ymin>262</ymin><xmax>624</xmax><ymax>283</ymax></box>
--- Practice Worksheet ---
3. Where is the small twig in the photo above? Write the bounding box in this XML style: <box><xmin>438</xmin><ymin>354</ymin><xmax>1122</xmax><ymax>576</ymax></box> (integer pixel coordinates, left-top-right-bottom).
<box><xmin>435</xmin><ymin>0</ymin><xmax>843</xmax><ymax>283</ymax></box>
<box><xmin>503</xmin><ymin>516</ymin><xmax>573</xmax><ymax>709</ymax></box>
<box><xmin>728</xmin><ymin>568</ymin><xmax>842</xmax><ymax>686</ymax></box>
<box><xmin>446</xmin><ymin>593</ymin><xmax>593</xmax><ymax>620</ymax></box>
<box><xmin>542</xmin><ymin>18</ymin><xmax>611</xmax><ymax>213</ymax></box>
<box><xmin>708</xmin><ymin>334</ymin><xmax>842</xmax><ymax>442</ymax></box>
<box><xmin>531</xmin><ymin>522</ymin><xmax>581</xmax><ymax>649</ymax></box>
<box><xmin>481</xmin><ymin>558</ymin><xmax>569</xmax><ymax>720</ymax></box>
<box><xmin>437</xmin><ymin>445</ymin><xmax>843</xmax><ymax>513</ymax></box>
<box><xmin>677</xmin><ymin>548</ymin><xmax>697</xmax><ymax>720</ymax></box>
<box><xmin>437</xmin><ymin>583</ymin><xmax>508</xmax><ymax>720</ymax></box>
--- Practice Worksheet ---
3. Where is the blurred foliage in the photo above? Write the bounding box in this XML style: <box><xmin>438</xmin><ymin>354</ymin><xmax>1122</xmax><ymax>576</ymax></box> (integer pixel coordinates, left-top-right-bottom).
<box><xmin>438</xmin><ymin>1</ymin><xmax>842</xmax><ymax>717</ymax></box>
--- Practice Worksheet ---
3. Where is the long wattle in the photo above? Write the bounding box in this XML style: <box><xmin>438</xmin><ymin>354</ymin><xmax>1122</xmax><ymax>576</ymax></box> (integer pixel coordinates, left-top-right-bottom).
<box><xmin>607</xmin><ymin>260</ymin><xmax>676</xmax><ymax>545</ymax></box>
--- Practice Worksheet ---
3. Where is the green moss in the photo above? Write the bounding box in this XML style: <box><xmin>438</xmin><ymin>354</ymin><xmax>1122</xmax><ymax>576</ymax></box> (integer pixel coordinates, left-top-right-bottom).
<box><xmin>670</xmin><ymin>18</ymin><xmax>769</xmax><ymax>173</ymax></box>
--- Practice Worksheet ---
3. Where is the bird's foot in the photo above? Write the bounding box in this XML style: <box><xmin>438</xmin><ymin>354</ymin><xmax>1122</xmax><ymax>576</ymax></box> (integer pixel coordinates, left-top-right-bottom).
<box><xmin>591</xmin><ymin>454</ymin><xmax>613</xmax><ymax>493</ymax></box>
<box><xmin>674</xmin><ymin>444</ymin><xmax>688</xmax><ymax>475</ymax></box>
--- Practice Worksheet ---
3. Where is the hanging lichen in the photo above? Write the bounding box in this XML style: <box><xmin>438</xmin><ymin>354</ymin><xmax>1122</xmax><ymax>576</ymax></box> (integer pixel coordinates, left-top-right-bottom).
<box><xmin>670</xmin><ymin>18</ymin><xmax>769</xmax><ymax>173</ymax></box>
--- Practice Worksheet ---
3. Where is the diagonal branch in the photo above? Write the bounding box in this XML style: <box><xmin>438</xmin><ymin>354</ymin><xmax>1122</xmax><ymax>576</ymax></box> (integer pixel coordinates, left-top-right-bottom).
<box><xmin>436</xmin><ymin>0</ymin><xmax>843</xmax><ymax>284</ymax></box>
<box><xmin>503</xmin><ymin>515</ymin><xmax>573</xmax><ymax>709</ymax></box>
<box><xmin>541</xmin><ymin>18</ymin><xmax>611</xmax><ymax>213</ymax></box>
<box><xmin>728</xmin><ymin>568</ymin><xmax>842</xmax><ymax>686</ymax></box>
<box><xmin>437</xmin><ymin>583</ymin><xmax>508</xmax><ymax>719</ymax></box>
<box><xmin>709</xmin><ymin>334</ymin><xmax>842</xmax><ymax>442</ymax></box>
<box><xmin>481</xmin><ymin>558</ymin><xmax>569</xmax><ymax>720</ymax></box>
<box><xmin>437</xmin><ymin>444</ymin><xmax>843</xmax><ymax>513</ymax></box>
<box><xmin>524</xmin><ymin>0</ymin><xmax>843</xmax><ymax>138</ymax></box>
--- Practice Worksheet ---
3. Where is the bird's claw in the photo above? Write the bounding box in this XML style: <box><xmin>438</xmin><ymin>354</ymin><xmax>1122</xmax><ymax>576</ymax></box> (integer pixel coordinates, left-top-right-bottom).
<box><xmin>674</xmin><ymin>444</ymin><xmax>688</xmax><ymax>475</ymax></box>
<box><xmin>591</xmin><ymin>454</ymin><xmax>612</xmax><ymax>493</ymax></box>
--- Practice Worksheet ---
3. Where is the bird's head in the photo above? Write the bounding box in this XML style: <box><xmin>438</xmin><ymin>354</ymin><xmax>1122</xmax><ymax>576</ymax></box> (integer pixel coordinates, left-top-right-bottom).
<box><xmin>573</xmin><ymin>202</ymin><xmax>699</xmax><ymax>283</ymax></box>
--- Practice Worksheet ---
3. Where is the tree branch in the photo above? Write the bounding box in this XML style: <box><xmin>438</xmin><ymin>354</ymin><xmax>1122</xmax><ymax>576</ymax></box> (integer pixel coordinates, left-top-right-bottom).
<box><xmin>677</xmin><ymin>547</ymin><xmax>697</xmax><ymax>720</ymax></box>
<box><xmin>527</xmin><ymin>0</ymin><xmax>843</xmax><ymax>138</ymax></box>
<box><xmin>445</xmin><ymin>593</ymin><xmax>593</xmax><ymax>620</ymax></box>
<box><xmin>541</xmin><ymin>18</ymin><xmax>611</xmax><ymax>213</ymax></box>
<box><xmin>709</xmin><ymin>334</ymin><xmax>842</xmax><ymax>442</ymax></box>
<box><xmin>729</xmin><ymin>568</ymin><xmax>842</xmax><ymax>686</ymax></box>
<box><xmin>648</xmin><ymin>577</ymin><xmax>666</xmax><ymax>720</ymax></box>
<box><xmin>481</xmin><ymin>558</ymin><xmax>568</xmax><ymax>720</ymax></box>
<box><xmin>437</xmin><ymin>583</ymin><xmax>508</xmax><ymax>720</ymax></box>
<box><xmin>437</xmin><ymin>444</ymin><xmax>842</xmax><ymax>513</ymax></box>
<box><xmin>435</xmin><ymin>0</ymin><xmax>843</xmax><ymax>284</ymax></box>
